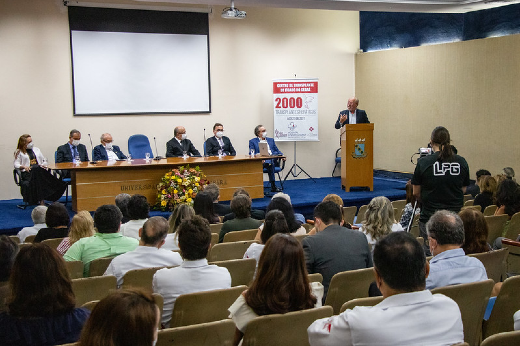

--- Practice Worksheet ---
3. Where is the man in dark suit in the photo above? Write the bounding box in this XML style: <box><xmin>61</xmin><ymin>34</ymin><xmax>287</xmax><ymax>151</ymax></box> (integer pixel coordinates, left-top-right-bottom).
<box><xmin>249</xmin><ymin>124</ymin><xmax>285</xmax><ymax>192</ymax></box>
<box><xmin>56</xmin><ymin>129</ymin><xmax>89</xmax><ymax>163</ymax></box>
<box><xmin>93</xmin><ymin>133</ymin><xmax>127</xmax><ymax>161</ymax></box>
<box><xmin>166</xmin><ymin>126</ymin><xmax>201</xmax><ymax>158</ymax></box>
<box><xmin>302</xmin><ymin>201</ymin><xmax>372</xmax><ymax>302</ymax></box>
<box><xmin>334</xmin><ymin>97</ymin><xmax>370</xmax><ymax>129</ymax></box>
<box><xmin>205</xmin><ymin>123</ymin><xmax>236</xmax><ymax>156</ymax></box>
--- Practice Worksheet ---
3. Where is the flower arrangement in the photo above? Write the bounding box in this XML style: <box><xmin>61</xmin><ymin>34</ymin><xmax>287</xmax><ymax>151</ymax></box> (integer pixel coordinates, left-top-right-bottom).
<box><xmin>155</xmin><ymin>165</ymin><xmax>209</xmax><ymax>211</ymax></box>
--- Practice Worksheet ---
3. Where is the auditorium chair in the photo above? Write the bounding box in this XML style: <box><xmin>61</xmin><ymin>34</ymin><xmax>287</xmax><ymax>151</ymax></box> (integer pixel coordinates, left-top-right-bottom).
<box><xmin>209</xmin><ymin>258</ymin><xmax>256</xmax><ymax>287</ymax></box>
<box><xmin>332</xmin><ymin>148</ymin><xmax>341</xmax><ymax>177</ymax></box>
<box><xmin>8</xmin><ymin>235</ymin><xmax>20</xmax><ymax>244</ymax></box>
<box><xmin>468</xmin><ymin>248</ymin><xmax>508</xmax><ymax>283</ymax></box>
<box><xmin>263</xmin><ymin>159</ymin><xmax>285</xmax><ymax>192</ymax></box>
<box><xmin>210</xmin><ymin>233</ymin><xmax>218</xmax><ymax>248</ymax></box>
<box><xmin>24</xmin><ymin>234</ymin><xmax>36</xmax><ymax>243</ymax></box>
<box><xmin>464</xmin><ymin>199</ymin><xmax>475</xmax><ymax>207</ymax></box>
<box><xmin>483</xmin><ymin>205</ymin><xmax>498</xmax><ymax>216</ymax></box>
<box><xmin>121</xmin><ymin>266</ymin><xmax>171</xmax><ymax>293</ymax></box>
<box><xmin>157</xmin><ymin>319</ymin><xmax>235</xmax><ymax>346</ymax></box>
<box><xmin>53</xmin><ymin>151</ymin><xmax>71</xmax><ymax>205</ymax></box>
<box><xmin>501</xmin><ymin>238</ymin><xmax>520</xmax><ymax>275</ymax></box>
<box><xmin>241</xmin><ymin>306</ymin><xmax>333</xmax><ymax>346</ymax></box>
<box><xmin>209</xmin><ymin>223</ymin><xmax>224</xmax><ymax>234</ymax></box>
<box><xmin>88</xmin><ymin>255</ymin><xmax>117</xmax><ymax>277</ymax></box>
<box><xmin>355</xmin><ymin>204</ymin><xmax>368</xmax><ymax>224</ymax></box>
<box><xmin>169</xmin><ymin>285</ymin><xmax>247</xmax><ymax>328</ymax></box>
<box><xmin>13</xmin><ymin>168</ymin><xmax>28</xmax><ymax>209</ymax></box>
<box><xmin>482</xmin><ymin>275</ymin><xmax>520</xmax><ymax>339</ymax></box>
<box><xmin>342</xmin><ymin>206</ymin><xmax>357</xmax><ymax>225</ymax></box>
<box><xmin>308</xmin><ymin>273</ymin><xmax>323</xmax><ymax>283</ymax></box>
<box><xmin>207</xmin><ymin>240</ymin><xmax>257</xmax><ymax>262</ymax></box>
<box><xmin>463</xmin><ymin>194</ymin><xmax>474</xmax><ymax>203</ymax></box>
<box><xmin>339</xmin><ymin>295</ymin><xmax>384</xmax><ymax>313</ymax></box>
<box><xmin>485</xmin><ymin>215</ymin><xmax>509</xmax><ymax>245</ymax></box>
<box><xmin>71</xmin><ymin>275</ymin><xmax>117</xmax><ymax>307</ymax></box>
<box><xmin>65</xmin><ymin>260</ymin><xmax>84</xmax><ymax>279</ymax></box>
<box><xmin>294</xmin><ymin>234</ymin><xmax>308</xmax><ymax>242</ymax></box>
<box><xmin>41</xmin><ymin>237</ymin><xmax>66</xmax><ymax>251</ymax></box>
<box><xmin>431</xmin><ymin>279</ymin><xmax>494</xmax><ymax>346</ymax></box>
<box><xmin>302</xmin><ymin>223</ymin><xmax>313</xmax><ymax>232</ymax></box>
<box><xmin>324</xmin><ymin>267</ymin><xmax>375</xmax><ymax>314</ymax></box>
<box><xmin>79</xmin><ymin>293</ymin><xmax>164</xmax><ymax>317</ymax></box>
<box><xmin>391</xmin><ymin>199</ymin><xmax>407</xmax><ymax>220</ymax></box>
<box><xmin>223</xmin><ymin>229</ymin><xmax>258</xmax><ymax>242</ymax></box>
<box><xmin>461</xmin><ymin>205</ymin><xmax>481</xmax><ymax>211</ymax></box>
<box><xmin>504</xmin><ymin>211</ymin><xmax>520</xmax><ymax>241</ymax></box>
<box><xmin>127</xmin><ymin>134</ymin><xmax>154</xmax><ymax>159</ymax></box>
<box><xmin>481</xmin><ymin>330</ymin><xmax>520</xmax><ymax>346</ymax></box>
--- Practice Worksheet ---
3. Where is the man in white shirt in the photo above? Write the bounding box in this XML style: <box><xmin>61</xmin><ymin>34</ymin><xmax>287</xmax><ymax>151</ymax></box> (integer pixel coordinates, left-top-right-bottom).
<box><xmin>17</xmin><ymin>205</ymin><xmax>47</xmax><ymax>242</ymax></box>
<box><xmin>308</xmin><ymin>232</ymin><xmax>464</xmax><ymax>346</ymax></box>
<box><xmin>153</xmin><ymin>215</ymin><xmax>231</xmax><ymax>327</ymax></box>
<box><xmin>104</xmin><ymin>216</ymin><xmax>182</xmax><ymax>287</ymax></box>
<box><xmin>92</xmin><ymin>133</ymin><xmax>127</xmax><ymax>161</ymax></box>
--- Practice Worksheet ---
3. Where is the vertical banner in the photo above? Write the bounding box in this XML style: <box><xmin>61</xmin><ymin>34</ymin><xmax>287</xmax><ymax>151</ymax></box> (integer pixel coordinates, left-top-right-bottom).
<box><xmin>273</xmin><ymin>78</ymin><xmax>319</xmax><ymax>142</ymax></box>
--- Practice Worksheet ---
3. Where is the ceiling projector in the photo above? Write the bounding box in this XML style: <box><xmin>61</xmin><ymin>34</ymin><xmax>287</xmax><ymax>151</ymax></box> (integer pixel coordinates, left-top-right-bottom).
<box><xmin>221</xmin><ymin>1</ymin><xmax>246</xmax><ymax>19</ymax></box>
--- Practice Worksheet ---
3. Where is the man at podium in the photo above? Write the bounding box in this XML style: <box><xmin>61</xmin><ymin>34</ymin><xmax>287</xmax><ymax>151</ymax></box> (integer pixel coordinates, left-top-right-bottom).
<box><xmin>334</xmin><ymin>97</ymin><xmax>370</xmax><ymax>128</ymax></box>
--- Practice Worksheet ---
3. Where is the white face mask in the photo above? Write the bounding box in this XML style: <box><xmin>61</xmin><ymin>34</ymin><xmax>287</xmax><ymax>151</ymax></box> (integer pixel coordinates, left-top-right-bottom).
<box><xmin>216</xmin><ymin>131</ymin><xmax>223</xmax><ymax>139</ymax></box>
<box><xmin>181</xmin><ymin>134</ymin><xmax>187</xmax><ymax>140</ymax></box>
<box><xmin>105</xmin><ymin>143</ymin><xmax>113</xmax><ymax>150</ymax></box>
<box><xmin>26</xmin><ymin>143</ymin><xmax>34</xmax><ymax>150</ymax></box>
<box><xmin>72</xmin><ymin>139</ymin><xmax>80</xmax><ymax>147</ymax></box>
<box><xmin>261</xmin><ymin>131</ymin><xmax>267</xmax><ymax>139</ymax></box>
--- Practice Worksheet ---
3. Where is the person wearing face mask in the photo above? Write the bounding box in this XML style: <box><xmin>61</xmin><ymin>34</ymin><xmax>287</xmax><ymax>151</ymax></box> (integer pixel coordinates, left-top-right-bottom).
<box><xmin>56</xmin><ymin>129</ymin><xmax>90</xmax><ymax>164</ymax></box>
<box><xmin>248</xmin><ymin>124</ymin><xmax>285</xmax><ymax>192</ymax></box>
<box><xmin>93</xmin><ymin>133</ymin><xmax>127</xmax><ymax>161</ymax></box>
<box><xmin>205</xmin><ymin>123</ymin><xmax>236</xmax><ymax>157</ymax></box>
<box><xmin>165</xmin><ymin>126</ymin><xmax>201</xmax><ymax>158</ymax></box>
<box><xmin>334</xmin><ymin>97</ymin><xmax>370</xmax><ymax>129</ymax></box>
<box><xmin>14</xmin><ymin>134</ymin><xmax>67</xmax><ymax>205</ymax></box>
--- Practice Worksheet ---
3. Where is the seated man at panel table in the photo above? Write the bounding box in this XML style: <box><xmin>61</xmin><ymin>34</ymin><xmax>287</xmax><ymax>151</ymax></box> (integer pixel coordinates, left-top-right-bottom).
<box><xmin>153</xmin><ymin>215</ymin><xmax>231</xmax><ymax>327</ymax></box>
<box><xmin>204</xmin><ymin>183</ymin><xmax>231</xmax><ymax>216</ymax></box>
<box><xmin>308</xmin><ymin>232</ymin><xmax>464</xmax><ymax>346</ymax></box>
<box><xmin>166</xmin><ymin>126</ymin><xmax>201</xmax><ymax>158</ymax></box>
<box><xmin>249</xmin><ymin>124</ymin><xmax>285</xmax><ymax>193</ymax></box>
<box><xmin>205</xmin><ymin>123</ymin><xmax>236</xmax><ymax>157</ymax></box>
<box><xmin>64</xmin><ymin>204</ymin><xmax>138</xmax><ymax>277</ymax></box>
<box><xmin>425</xmin><ymin>210</ymin><xmax>488</xmax><ymax>290</ymax></box>
<box><xmin>56</xmin><ymin>129</ymin><xmax>89</xmax><ymax>163</ymax></box>
<box><xmin>104</xmin><ymin>216</ymin><xmax>182</xmax><ymax>287</ymax></box>
<box><xmin>334</xmin><ymin>97</ymin><xmax>370</xmax><ymax>129</ymax></box>
<box><xmin>93</xmin><ymin>133</ymin><xmax>127</xmax><ymax>161</ymax></box>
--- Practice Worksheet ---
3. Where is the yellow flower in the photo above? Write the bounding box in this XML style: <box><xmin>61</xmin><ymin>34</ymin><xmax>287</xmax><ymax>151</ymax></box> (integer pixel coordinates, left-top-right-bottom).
<box><xmin>195</xmin><ymin>183</ymin><xmax>199</xmax><ymax>187</ymax></box>
<box><xmin>162</xmin><ymin>189</ymin><xmax>166</xmax><ymax>195</ymax></box>
<box><xmin>188</xmin><ymin>189</ymin><xmax>193</xmax><ymax>194</ymax></box>
<box><xmin>186</xmin><ymin>198</ymin><xmax>192</xmax><ymax>203</ymax></box>
<box><xmin>177</xmin><ymin>178</ymin><xmax>182</xmax><ymax>183</ymax></box>
<box><xmin>174</xmin><ymin>189</ymin><xmax>178</xmax><ymax>194</ymax></box>
<box><xmin>195</xmin><ymin>177</ymin><xmax>200</xmax><ymax>182</ymax></box>
<box><xmin>161</xmin><ymin>200</ymin><xmax>167</xmax><ymax>206</ymax></box>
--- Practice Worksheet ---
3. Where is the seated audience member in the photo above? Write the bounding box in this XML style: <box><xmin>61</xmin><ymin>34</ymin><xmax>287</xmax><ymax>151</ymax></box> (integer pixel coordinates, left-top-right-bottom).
<box><xmin>205</xmin><ymin>123</ymin><xmax>236</xmax><ymax>157</ymax></box>
<box><xmin>17</xmin><ymin>205</ymin><xmax>47</xmax><ymax>242</ymax></box>
<box><xmin>78</xmin><ymin>289</ymin><xmax>159</xmax><ymax>346</ymax></box>
<box><xmin>466</xmin><ymin>169</ymin><xmax>491</xmax><ymax>197</ymax></box>
<box><xmin>34</xmin><ymin>202</ymin><xmax>70</xmax><ymax>243</ymax></box>
<box><xmin>163</xmin><ymin>204</ymin><xmax>195</xmax><ymax>251</ymax></box>
<box><xmin>360</xmin><ymin>196</ymin><xmax>404</xmax><ymax>248</ymax></box>
<box><xmin>223</xmin><ymin>188</ymin><xmax>265</xmax><ymax>221</ymax></box>
<box><xmin>494</xmin><ymin>178</ymin><xmax>520</xmax><ymax>218</ymax></box>
<box><xmin>272</xmin><ymin>192</ymin><xmax>305</xmax><ymax>224</ymax></box>
<box><xmin>255</xmin><ymin>197</ymin><xmax>306</xmax><ymax>241</ymax></box>
<box><xmin>249</xmin><ymin>124</ymin><xmax>285</xmax><ymax>192</ymax></box>
<box><xmin>425</xmin><ymin>210</ymin><xmax>487</xmax><ymax>290</ymax></box>
<box><xmin>204</xmin><ymin>183</ymin><xmax>231</xmax><ymax>216</ymax></box>
<box><xmin>399</xmin><ymin>180</ymin><xmax>421</xmax><ymax>230</ymax></box>
<box><xmin>302</xmin><ymin>201</ymin><xmax>372</xmax><ymax>300</ymax></box>
<box><xmin>244</xmin><ymin>210</ymin><xmax>289</xmax><ymax>266</ymax></box>
<box><xmin>473</xmin><ymin>175</ymin><xmax>497</xmax><ymax>213</ymax></box>
<box><xmin>153</xmin><ymin>216</ymin><xmax>231</xmax><ymax>327</ymax></box>
<box><xmin>515</xmin><ymin>310</ymin><xmax>520</xmax><ymax>331</ymax></box>
<box><xmin>0</xmin><ymin>236</ymin><xmax>18</xmax><ymax>312</ymax></box>
<box><xmin>64</xmin><ymin>204</ymin><xmax>138</xmax><ymax>277</ymax></box>
<box><xmin>165</xmin><ymin>126</ymin><xmax>201</xmax><ymax>157</ymax></box>
<box><xmin>502</xmin><ymin>166</ymin><xmax>516</xmax><ymax>181</ymax></box>
<box><xmin>0</xmin><ymin>244</ymin><xmax>90</xmax><ymax>345</ymax></box>
<box><xmin>229</xmin><ymin>234</ymin><xmax>322</xmax><ymax>345</ymax></box>
<box><xmin>307</xmin><ymin>232</ymin><xmax>464</xmax><ymax>346</ymax></box>
<box><xmin>308</xmin><ymin>194</ymin><xmax>352</xmax><ymax>235</ymax></box>
<box><xmin>459</xmin><ymin>208</ymin><xmax>491</xmax><ymax>254</ymax></box>
<box><xmin>219</xmin><ymin>194</ymin><xmax>263</xmax><ymax>243</ymax></box>
<box><xmin>92</xmin><ymin>133</ymin><xmax>127</xmax><ymax>161</ymax></box>
<box><xmin>115</xmin><ymin>193</ymin><xmax>131</xmax><ymax>224</ymax></box>
<box><xmin>57</xmin><ymin>211</ymin><xmax>95</xmax><ymax>256</ymax></box>
<box><xmin>193</xmin><ymin>191</ymin><xmax>220</xmax><ymax>224</ymax></box>
<box><xmin>104</xmin><ymin>216</ymin><xmax>182</xmax><ymax>287</ymax></box>
<box><xmin>120</xmin><ymin>194</ymin><xmax>150</xmax><ymax>240</ymax></box>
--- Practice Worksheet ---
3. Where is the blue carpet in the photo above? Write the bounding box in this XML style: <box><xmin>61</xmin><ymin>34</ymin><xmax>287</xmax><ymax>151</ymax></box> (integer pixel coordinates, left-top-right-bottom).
<box><xmin>1</xmin><ymin>176</ymin><xmax>406</xmax><ymax>236</ymax></box>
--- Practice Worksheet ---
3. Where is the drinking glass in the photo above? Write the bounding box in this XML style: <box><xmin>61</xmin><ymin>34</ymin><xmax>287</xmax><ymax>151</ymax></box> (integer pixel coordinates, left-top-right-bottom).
<box><xmin>127</xmin><ymin>154</ymin><xmax>132</xmax><ymax>162</ymax></box>
<box><xmin>145</xmin><ymin>152</ymin><xmax>150</xmax><ymax>161</ymax></box>
<box><xmin>250</xmin><ymin>149</ymin><xmax>255</xmax><ymax>158</ymax></box>
<box><xmin>182</xmin><ymin>151</ymin><xmax>188</xmax><ymax>159</ymax></box>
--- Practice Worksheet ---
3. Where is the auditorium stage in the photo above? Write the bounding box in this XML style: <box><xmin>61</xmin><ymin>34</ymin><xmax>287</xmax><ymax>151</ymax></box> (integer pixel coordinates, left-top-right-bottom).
<box><xmin>1</xmin><ymin>175</ymin><xmax>408</xmax><ymax>236</ymax></box>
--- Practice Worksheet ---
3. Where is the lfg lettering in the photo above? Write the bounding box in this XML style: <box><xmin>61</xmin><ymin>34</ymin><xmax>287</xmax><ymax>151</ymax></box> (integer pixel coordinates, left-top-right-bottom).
<box><xmin>433</xmin><ymin>162</ymin><xmax>460</xmax><ymax>176</ymax></box>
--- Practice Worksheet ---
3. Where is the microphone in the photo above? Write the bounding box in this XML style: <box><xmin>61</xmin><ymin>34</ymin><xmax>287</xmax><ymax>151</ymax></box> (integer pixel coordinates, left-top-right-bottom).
<box><xmin>87</xmin><ymin>134</ymin><xmax>97</xmax><ymax>164</ymax></box>
<box><xmin>204</xmin><ymin>128</ymin><xmax>206</xmax><ymax>141</ymax></box>
<box><xmin>153</xmin><ymin>137</ymin><xmax>162</xmax><ymax>161</ymax></box>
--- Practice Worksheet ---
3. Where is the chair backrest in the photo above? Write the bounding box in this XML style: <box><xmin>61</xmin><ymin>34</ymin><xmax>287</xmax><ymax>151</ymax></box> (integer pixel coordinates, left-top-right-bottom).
<box><xmin>302</xmin><ymin>223</ymin><xmax>313</xmax><ymax>232</ymax></box>
<box><xmin>431</xmin><ymin>279</ymin><xmax>494</xmax><ymax>346</ymax></box>
<box><xmin>41</xmin><ymin>237</ymin><xmax>66</xmax><ymax>251</ymax></box>
<box><xmin>501</xmin><ymin>239</ymin><xmax>520</xmax><ymax>275</ymax></box>
<box><xmin>89</xmin><ymin>256</ymin><xmax>117</xmax><ymax>277</ymax></box>
<box><xmin>71</xmin><ymin>275</ymin><xmax>117</xmax><ymax>307</ymax></box>
<box><xmin>80</xmin><ymin>300</ymin><xmax>99</xmax><ymax>311</ymax></box>
<box><xmin>223</xmin><ymin>229</ymin><xmax>258</xmax><ymax>243</ymax></box>
<box><xmin>409</xmin><ymin>213</ymin><xmax>420</xmax><ymax>236</ymax></box>
<box><xmin>121</xmin><ymin>266</ymin><xmax>167</xmax><ymax>293</ymax></box>
<box><xmin>391</xmin><ymin>199</ymin><xmax>407</xmax><ymax>220</ymax></box>
<box><xmin>153</xmin><ymin>292</ymin><xmax>164</xmax><ymax>318</ymax></box>
<box><xmin>504</xmin><ymin>211</ymin><xmax>520</xmax><ymax>240</ymax></box>
<box><xmin>324</xmin><ymin>267</ymin><xmax>375</xmax><ymax>314</ymax></box>
<box><xmin>483</xmin><ymin>205</ymin><xmax>498</xmax><ymax>217</ymax></box>
<box><xmin>8</xmin><ymin>235</ymin><xmax>20</xmax><ymax>244</ymax></box>
<box><xmin>294</xmin><ymin>234</ymin><xmax>308</xmax><ymax>242</ymax></box>
<box><xmin>464</xmin><ymin>199</ymin><xmax>475</xmax><ymax>206</ymax></box>
<box><xmin>416</xmin><ymin>236</ymin><xmax>424</xmax><ymax>246</ymax></box>
<box><xmin>207</xmin><ymin>241</ymin><xmax>257</xmax><ymax>262</ymax></box>
<box><xmin>340</xmin><ymin>295</ymin><xmax>385</xmax><ymax>313</ymax></box>
<box><xmin>127</xmin><ymin>134</ymin><xmax>153</xmax><ymax>159</ymax></box>
<box><xmin>241</xmin><ymin>306</ymin><xmax>334</xmax><ymax>346</ymax></box>
<box><xmin>485</xmin><ymin>215</ymin><xmax>509</xmax><ymax>245</ymax></box>
<box><xmin>65</xmin><ymin>260</ymin><xmax>85</xmax><ymax>279</ymax></box>
<box><xmin>170</xmin><ymin>285</ymin><xmax>247</xmax><ymax>328</ymax></box>
<box><xmin>343</xmin><ymin>206</ymin><xmax>357</xmax><ymax>225</ymax></box>
<box><xmin>481</xmin><ymin>330</ymin><xmax>520</xmax><ymax>346</ymax></box>
<box><xmin>355</xmin><ymin>205</ymin><xmax>368</xmax><ymax>224</ymax></box>
<box><xmin>463</xmin><ymin>194</ymin><xmax>474</xmax><ymax>203</ymax></box>
<box><xmin>308</xmin><ymin>273</ymin><xmax>323</xmax><ymax>283</ymax></box>
<box><xmin>210</xmin><ymin>223</ymin><xmax>224</xmax><ymax>234</ymax></box>
<box><xmin>211</xmin><ymin>233</ymin><xmax>218</xmax><ymax>248</ymax></box>
<box><xmin>461</xmin><ymin>205</ymin><xmax>481</xmax><ymax>211</ymax></box>
<box><xmin>210</xmin><ymin>258</ymin><xmax>256</xmax><ymax>287</ymax></box>
<box><xmin>157</xmin><ymin>319</ymin><xmax>235</xmax><ymax>346</ymax></box>
<box><xmin>24</xmin><ymin>235</ymin><xmax>36</xmax><ymax>243</ymax></box>
<box><xmin>482</xmin><ymin>275</ymin><xmax>520</xmax><ymax>339</ymax></box>
<box><xmin>468</xmin><ymin>248</ymin><xmax>508</xmax><ymax>283</ymax></box>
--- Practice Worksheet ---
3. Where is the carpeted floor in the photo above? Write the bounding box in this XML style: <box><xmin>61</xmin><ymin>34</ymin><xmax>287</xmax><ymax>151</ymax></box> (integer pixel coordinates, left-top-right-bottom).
<box><xmin>1</xmin><ymin>176</ymin><xmax>407</xmax><ymax>236</ymax></box>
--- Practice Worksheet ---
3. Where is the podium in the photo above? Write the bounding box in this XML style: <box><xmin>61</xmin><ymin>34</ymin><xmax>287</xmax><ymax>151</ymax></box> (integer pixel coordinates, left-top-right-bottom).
<box><xmin>340</xmin><ymin>123</ymin><xmax>374</xmax><ymax>191</ymax></box>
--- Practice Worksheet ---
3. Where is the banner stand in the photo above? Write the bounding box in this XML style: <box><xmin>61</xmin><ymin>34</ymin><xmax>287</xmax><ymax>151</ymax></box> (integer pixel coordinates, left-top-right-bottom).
<box><xmin>283</xmin><ymin>142</ymin><xmax>316</xmax><ymax>183</ymax></box>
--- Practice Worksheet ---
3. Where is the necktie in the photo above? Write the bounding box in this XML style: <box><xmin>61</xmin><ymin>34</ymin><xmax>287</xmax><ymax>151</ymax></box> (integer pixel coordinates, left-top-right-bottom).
<box><xmin>73</xmin><ymin>146</ymin><xmax>79</xmax><ymax>161</ymax></box>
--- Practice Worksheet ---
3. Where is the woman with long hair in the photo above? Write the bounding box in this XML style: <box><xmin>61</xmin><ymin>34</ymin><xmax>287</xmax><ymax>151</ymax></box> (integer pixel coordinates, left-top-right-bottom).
<box><xmin>0</xmin><ymin>244</ymin><xmax>89</xmax><ymax>345</ymax></box>
<box><xmin>162</xmin><ymin>204</ymin><xmax>195</xmax><ymax>251</ymax></box>
<box><xmin>79</xmin><ymin>289</ymin><xmax>159</xmax><ymax>346</ymax></box>
<box><xmin>229</xmin><ymin>233</ymin><xmax>321</xmax><ymax>345</ymax></box>
<box><xmin>14</xmin><ymin>134</ymin><xmax>67</xmax><ymax>206</ymax></box>
<box><xmin>473</xmin><ymin>175</ymin><xmax>497</xmax><ymax>213</ymax></box>
<box><xmin>193</xmin><ymin>192</ymin><xmax>220</xmax><ymax>224</ymax></box>
<box><xmin>56</xmin><ymin>211</ymin><xmax>95</xmax><ymax>255</ymax></box>
<box><xmin>459</xmin><ymin>208</ymin><xmax>491</xmax><ymax>254</ymax></box>
<box><xmin>360</xmin><ymin>196</ymin><xmax>403</xmax><ymax>247</ymax></box>
<box><xmin>494</xmin><ymin>178</ymin><xmax>520</xmax><ymax>218</ymax></box>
